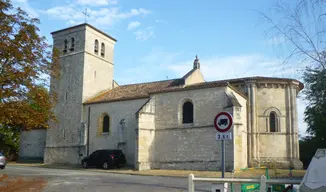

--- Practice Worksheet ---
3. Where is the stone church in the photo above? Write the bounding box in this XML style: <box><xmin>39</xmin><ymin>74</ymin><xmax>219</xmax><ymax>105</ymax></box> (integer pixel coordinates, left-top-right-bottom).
<box><xmin>18</xmin><ymin>23</ymin><xmax>303</xmax><ymax>171</ymax></box>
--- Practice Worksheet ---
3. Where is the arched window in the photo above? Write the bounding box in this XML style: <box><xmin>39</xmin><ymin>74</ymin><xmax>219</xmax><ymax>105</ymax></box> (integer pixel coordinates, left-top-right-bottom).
<box><xmin>101</xmin><ymin>43</ymin><xmax>105</xmax><ymax>57</ymax></box>
<box><xmin>63</xmin><ymin>39</ymin><xmax>68</xmax><ymax>54</ymax></box>
<box><xmin>70</xmin><ymin>37</ymin><xmax>75</xmax><ymax>51</ymax></box>
<box><xmin>94</xmin><ymin>39</ymin><xmax>99</xmax><ymax>54</ymax></box>
<box><xmin>182</xmin><ymin>101</ymin><xmax>194</xmax><ymax>124</ymax></box>
<box><xmin>103</xmin><ymin>115</ymin><xmax>110</xmax><ymax>133</ymax></box>
<box><xmin>269</xmin><ymin>112</ymin><xmax>277</xmax><ymax>132</ymax></box>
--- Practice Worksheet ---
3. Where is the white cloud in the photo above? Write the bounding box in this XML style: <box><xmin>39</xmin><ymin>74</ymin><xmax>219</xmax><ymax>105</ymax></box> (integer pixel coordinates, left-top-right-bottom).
<box><xmin>155</xmin><ymin>19</ymin><xmax>167</xmax><ymax>24</ymax></box>
<box><xmin>42</xmin><ymin>5</ymin><xmax>151</xmax><ymax>28</ymax></box>
<box><xmin>134</xmin><ymin>27</ymin><xmax>154</xmax><ymax>41</ymax></box>
<box><xmin>127</xmin><ymin>21</ymin><xmax>141</xmax><ymax>30</ymax></box>
<box><xmin>75</xmin><ymin>0</ymin><xmax>118</xmax><ymax>6</ymax></box>
<box><xmin>12</xmin><ymin>0</ymin><xmax>39</xmax><ymax>18</ymax></box>
<box><xmin>43</xmin><ymin>6</ymin><xmax>84</xmax><ymax>21</ymax></box>
<box><xmin>138</xmin><ymin>8</ymin><xmax>151</xmax><ymax>15</ymax></box>
<box><xmin>118</xmin><ymin>8</ymin><xmax>151</xmax><ymax>19</ymax></box>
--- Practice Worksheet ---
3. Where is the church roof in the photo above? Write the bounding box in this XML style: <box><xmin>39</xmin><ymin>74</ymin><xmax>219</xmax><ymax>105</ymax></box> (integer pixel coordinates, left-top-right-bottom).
<box><xmin>84</xmin><ymin>79</ymin><xmax>185</xmax><ymax>104</ymax></box>
<box><xmin>84</xmin><ymin>76</ymin><xmax>303</xmax><ymax>104</ymax></box>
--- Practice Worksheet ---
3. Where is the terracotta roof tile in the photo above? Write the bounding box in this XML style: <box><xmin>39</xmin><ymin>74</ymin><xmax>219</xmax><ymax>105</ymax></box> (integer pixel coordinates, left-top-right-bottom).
<box><xmin>84</xmin><ymin>76</ymin><xmax>303</xmax><ymax>104</ymax></box>
<box><xmin>149</xmin><ymin>81</ymin><xmax>229</xmax><ymax>94</ymax></box>
<box><xmin>84</xmin><ymin>79</ymin><xmax>185</xmax><ymax>104</ymax></box>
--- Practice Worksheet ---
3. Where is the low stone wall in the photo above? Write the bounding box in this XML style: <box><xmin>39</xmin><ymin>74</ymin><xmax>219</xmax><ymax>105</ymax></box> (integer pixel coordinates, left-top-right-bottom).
<box><xmin>259</xmin><ymin>157</ymin><xmax>303</xmax><ymax>169</ymax></box>
<box><xmin>44</xmin><ymin>145</ymin><xmax>85</xmax><ymax>165</ymax></box>
<box><xmin>150</xmin><ymin>160</ymin><xmax>233</xmax><ymax>171</ymax></box>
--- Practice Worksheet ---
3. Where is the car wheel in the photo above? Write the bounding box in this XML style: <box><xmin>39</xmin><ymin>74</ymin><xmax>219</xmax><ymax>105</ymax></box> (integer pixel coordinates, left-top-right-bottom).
<box><xmin>82</xmin><ymin>161</ymin><xmax>88</xmax><ymax>169</ymax></box>
<box><xmin>102</xmin><ymin>161</ymin><xmax>109</xmax><ymax>170</ymax></box>
<box><xmin>0</xmin><ymin>166</ymin><xmax>4</xmax><ymax>170</ymax></box>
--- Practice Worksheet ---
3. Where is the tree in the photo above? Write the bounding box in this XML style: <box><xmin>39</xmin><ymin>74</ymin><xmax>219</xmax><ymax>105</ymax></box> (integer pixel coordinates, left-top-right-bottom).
<box><xmin>302</xmin><ymin>67</ymin><xmax>326</xmax><ymax>141</ymax></box>
<box><xmin>0</xmin><ymin>125</ymin><xmax>20</xmax><ymax>155</ymax></box>
<box><xmin>299</xmin><ymin>135</ymin><xmax>324</xmax><ymax>168</ymax></box>
<box><xmin>0</xmin><ymin>0</ymin><xmax>60</xmax><ymax>130</ymax></box>
<box><xmin>261</xmin><ymin>0</ymin><xmax>326</xmax><ymax>69</ymax></box>
<box><xmin>261</xmin><ymin>0</ymin><xmax>326</xmax><ymax>166</ymax></box>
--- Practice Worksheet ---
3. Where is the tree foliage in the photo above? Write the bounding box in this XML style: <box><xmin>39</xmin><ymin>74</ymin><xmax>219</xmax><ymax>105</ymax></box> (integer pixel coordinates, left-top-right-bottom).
<box><xmin>0</xmin><ymin>125</ymin><xmax>20</xmax><ymax>153</ymax></box>
<box><xmin>303</xmin><ymin>67</ymin><xmax>326</xmax><ymax>141</ymax></box>
<box><xmin>0</xmin><ymin>0</ymin><xmax>60</xmax><ymax>130</ymax></box>
<box><xmin>299</xmin><ymin>136</ymin><xmax>321</xmax><ymax>168</ymax></box>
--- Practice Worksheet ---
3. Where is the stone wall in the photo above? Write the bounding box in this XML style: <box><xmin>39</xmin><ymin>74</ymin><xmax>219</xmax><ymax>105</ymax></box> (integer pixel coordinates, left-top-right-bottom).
<box><xmin>233</xmin><ymin>81</ymin><xmax>303</xmax><ymax>169</ymax></box>
<box><xmin>256</xmin><ymin>84</ymin><xmax>290</xmax><ymax>164</ymax></box>
<box><xmin>149</xmin><ymin>86</ymin><xmax>246</xmax><ymax>171</ymax></box>
<box><xmin>228</xmin><ymin>80</ymin><xmax>303</xmax><ymax>169</ymax></box>
<box><xmin>136</xmin><ymin>97</ymin><xmax>155</xmax><ymax>170</ymax></box>
<box><xmin>45</xmin><ymin>26</ymin><xmax>86</xmax><ymax>164</ymax></box>
<box><xmin>45</xmin><ymin>24</ymin><xmax>117</xmax><ymax>165</ymax></box>
<box><xmin>44</xmin><ymin>146</ymin><xmax>85</xmax><ymax>165</ymax></box>
<box><xmin>256</xmin><ymin>85</ymin><xmax>287</xmax><ymax>133</ymax></box>
<box><xmin>153</xmin><ymin>127</ymin><xmax>234</xmax><ymax>171</ymax></box>
<box><xmin>184</xmin><ymin>69</ymin><xmax>205</xmax><ymax>86</ymax></box>
<box><xmin>226</xmin><ymin>87</ymin><xmax>248</xmax><ymax>170</ymax></box>
<box><xmin>255</xmin><ymin>82</ymin><xmax>302</xmax><ymax>168</ymax></box>
<box><xmin>18</xmin><ymin>129</ymin><xmax>46</xmax><ymax>163</ymax></box>
<box><xmin>84</xmin><ymin>98</ymin><xmax>148</xmax><ymax>166</ymax></box>
<box><xmin>83</xmin><ymin>26</ymin><xmax>116</xmax><ymax>102</ymax></box>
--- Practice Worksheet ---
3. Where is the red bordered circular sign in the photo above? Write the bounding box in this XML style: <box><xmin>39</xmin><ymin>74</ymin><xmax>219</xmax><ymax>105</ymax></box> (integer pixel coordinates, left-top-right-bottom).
<box><xmin>214</xmin><ymin>112</ymin><xmax>233</xmax><ymax>132</ymax></box>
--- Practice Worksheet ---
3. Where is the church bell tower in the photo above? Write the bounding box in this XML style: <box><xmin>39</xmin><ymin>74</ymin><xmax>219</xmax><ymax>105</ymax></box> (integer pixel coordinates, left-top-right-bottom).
<box><xmin>44</xmin><ymin>23</ymin><xmax>117</xmax><ymax>164</ymax></box>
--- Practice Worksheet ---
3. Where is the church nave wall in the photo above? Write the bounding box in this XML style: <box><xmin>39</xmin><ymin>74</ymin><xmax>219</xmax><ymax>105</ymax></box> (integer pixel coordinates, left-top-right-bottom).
<box><xmin>149</xmin><ymin>86</ymin><xmax>247</xmax><ymax>171</ymax></box>
<box><xmin>84</xmin><ymin>98</ymin><xmax>148</xmax><ymax>166</ymax></box>
<box><xmin>152</xmin><ymin>127</ymin><xmax>234</xmax><ymax>171</ymax></box>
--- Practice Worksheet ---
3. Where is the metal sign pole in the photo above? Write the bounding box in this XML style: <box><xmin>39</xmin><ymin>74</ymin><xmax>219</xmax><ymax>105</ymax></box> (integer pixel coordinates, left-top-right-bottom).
<box><xmin>221</xmin><ymin>139</ymin><xmax>225</xmax><ymax>178</ymax></box>
<box><xmin>214</xmin><ymin>111</ymin><xmax>233</xmax><ymax>180</ymax></box>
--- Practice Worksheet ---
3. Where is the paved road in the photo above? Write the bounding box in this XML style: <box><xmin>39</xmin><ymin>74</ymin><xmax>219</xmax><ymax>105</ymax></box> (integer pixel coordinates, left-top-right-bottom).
<box><xmin>1</xmin><ymin>165</ymin><xmax>218</xmax><ymax>192</ymax></box>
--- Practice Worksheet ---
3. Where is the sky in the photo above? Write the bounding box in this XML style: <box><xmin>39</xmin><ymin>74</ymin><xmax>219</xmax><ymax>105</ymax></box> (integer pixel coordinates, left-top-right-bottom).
<box><xmin>11</xmin><ymin>0</ymin><xmax>311</xmax><ymax>136</ymax></box>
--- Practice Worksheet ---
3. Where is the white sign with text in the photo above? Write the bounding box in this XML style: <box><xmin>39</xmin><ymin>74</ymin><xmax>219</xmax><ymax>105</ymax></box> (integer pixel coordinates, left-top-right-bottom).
<box><xmin>216</xmin><ymin>132</ymin><xmax>232</xmax><ymax>140</ymax></box>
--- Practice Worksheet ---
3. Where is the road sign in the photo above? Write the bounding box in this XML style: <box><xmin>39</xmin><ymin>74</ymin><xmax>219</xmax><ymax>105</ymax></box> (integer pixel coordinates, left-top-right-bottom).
<box><xmin>214</xmin><ymin>112</ymin><xmax>233</xmax><ymax>132</ymax></box>
<box><xmin>213</xmin><ymin>111</ymin><xmax>234</xmax><ymax>179</ymax></box>
<box><xmin>216</xmin><ymin>132</ymin><xmax>232</xmax><ymax>140</ymax></box>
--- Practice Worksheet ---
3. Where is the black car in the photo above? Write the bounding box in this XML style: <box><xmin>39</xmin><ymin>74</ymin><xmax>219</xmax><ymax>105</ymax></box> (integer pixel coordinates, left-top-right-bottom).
<box><xmin>81</xmin><ymin>149</ymin><xmax>126</xmax><ymax>169</ymax></box>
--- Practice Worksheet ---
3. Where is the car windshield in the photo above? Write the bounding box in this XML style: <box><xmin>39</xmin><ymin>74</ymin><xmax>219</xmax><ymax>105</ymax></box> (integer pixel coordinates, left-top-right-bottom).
<box><xmin>0</xmin><ymin>152</ymin><xmax>3</xmax><ymax>156</ymax></box>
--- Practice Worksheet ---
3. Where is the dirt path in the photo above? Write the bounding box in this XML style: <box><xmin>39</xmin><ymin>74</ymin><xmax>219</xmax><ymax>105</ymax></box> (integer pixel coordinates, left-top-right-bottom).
<box><xmin>0</xmin><ymin>174</ymin><xmax>47</xmax><ymax>192</ymax></box>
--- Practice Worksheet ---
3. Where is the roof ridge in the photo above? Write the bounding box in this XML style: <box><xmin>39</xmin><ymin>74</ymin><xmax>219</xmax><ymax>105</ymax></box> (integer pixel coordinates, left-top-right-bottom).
<box><xmin>182</xmin><ymin>68</ymin><xmax>196</xmax><ymax>79</ymax></box>
<box><xmin>117</xmin><ymin>78</ymin><xmax>181</xmax><ymax>87</ymax></box>
<box><xmin>205</xmin><ymin>76</ymin><xmax>301</xmax><ymax>83</ymax></box>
